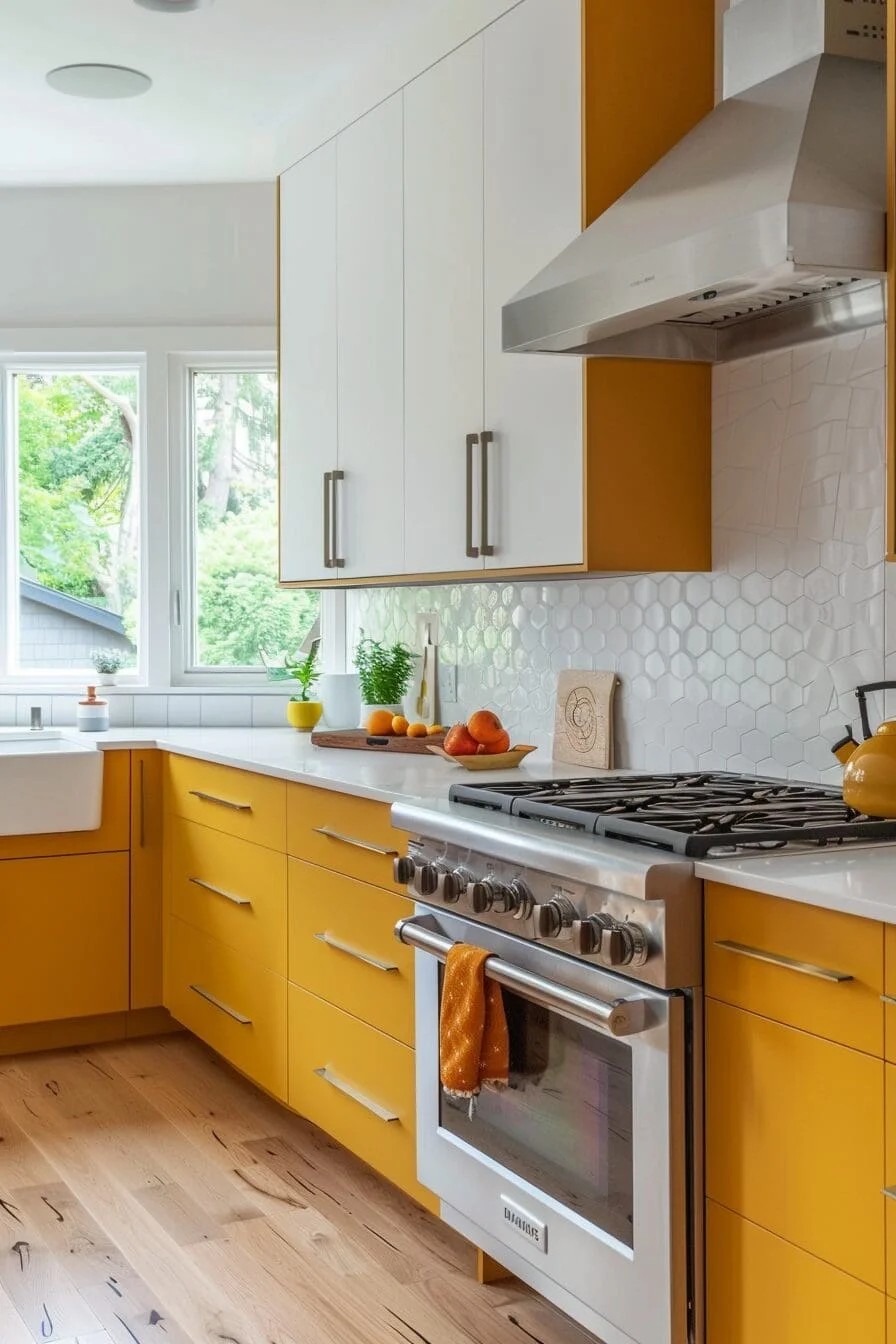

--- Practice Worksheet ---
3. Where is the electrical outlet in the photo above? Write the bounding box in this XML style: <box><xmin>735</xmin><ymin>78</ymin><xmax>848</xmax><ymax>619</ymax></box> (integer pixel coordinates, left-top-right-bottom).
<box><xmin>439</xmin><ymin>662</ymin><xmax>457</xmax><ymax>703</ymax></box>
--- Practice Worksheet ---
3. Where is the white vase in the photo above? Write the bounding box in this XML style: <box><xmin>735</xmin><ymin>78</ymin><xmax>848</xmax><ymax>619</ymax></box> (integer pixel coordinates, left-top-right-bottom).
<box><xmin>361</xmin><ymin>703</ymin><xmax>403</xmax><ymax>728</ymax></box>
<box><xmin>320</xmin><ymin>673</ymin><xmax>361</xmax><ymax>729</ymax></box>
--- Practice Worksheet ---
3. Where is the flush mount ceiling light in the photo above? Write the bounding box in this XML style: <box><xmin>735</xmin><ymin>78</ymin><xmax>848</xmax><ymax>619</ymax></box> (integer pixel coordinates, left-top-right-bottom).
<box><xmin>133</xmin><ymin>0</ymin><xmax>212</xmax><ymax>10</ymax></box>
<box><xmin>46</xmin><ymin>64</ymin><xmax>152</xmax><ymax>99</ymax></box>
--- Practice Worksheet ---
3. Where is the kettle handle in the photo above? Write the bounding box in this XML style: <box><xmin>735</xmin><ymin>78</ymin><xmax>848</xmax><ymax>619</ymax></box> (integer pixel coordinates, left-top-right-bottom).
<box><xmin>854</xmin><ymin>682</ymin><xmax>896</xmax><ymax>740</ymax></box>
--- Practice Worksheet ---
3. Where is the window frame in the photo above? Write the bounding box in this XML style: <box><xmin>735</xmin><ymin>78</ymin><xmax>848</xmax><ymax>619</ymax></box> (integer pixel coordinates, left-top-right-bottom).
<box><xmin>0</xmin><ymin>353</ymin><xmax>148</xmax><ymax>686</ymax></box>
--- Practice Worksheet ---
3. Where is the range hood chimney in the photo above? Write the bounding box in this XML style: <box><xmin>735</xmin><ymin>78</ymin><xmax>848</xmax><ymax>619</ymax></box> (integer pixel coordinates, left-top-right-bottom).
<box><xmin>502</xmin><ymin>0</ymin><xmax>887</xmax><ymax>363</ymax></box>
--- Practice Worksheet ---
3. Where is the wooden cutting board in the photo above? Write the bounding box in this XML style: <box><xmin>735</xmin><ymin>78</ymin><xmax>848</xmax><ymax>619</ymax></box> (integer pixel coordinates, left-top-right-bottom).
<box><xmin>552</xmin><ymin>670</ymin><xmax>619</xmax><ymax>770</ymax></box>
<box><xmin>311</xmin><ymin>729</ymin><xmax>446</xmax><ymax>754</ymax></box>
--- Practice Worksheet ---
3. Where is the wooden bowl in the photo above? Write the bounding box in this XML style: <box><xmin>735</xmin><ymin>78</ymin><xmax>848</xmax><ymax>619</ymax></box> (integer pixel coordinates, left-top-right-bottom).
<box><xmin>426</xmin><ymin>744</ymin><xmax>537</xmax><ymax>771</ymax></box>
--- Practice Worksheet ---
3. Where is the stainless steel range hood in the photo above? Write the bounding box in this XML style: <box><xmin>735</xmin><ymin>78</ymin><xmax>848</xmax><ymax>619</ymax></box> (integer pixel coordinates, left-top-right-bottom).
<box><xmin>502</xmin><ymin>0</ymin><xmax>887</xmax><ymax>364</ymax></box>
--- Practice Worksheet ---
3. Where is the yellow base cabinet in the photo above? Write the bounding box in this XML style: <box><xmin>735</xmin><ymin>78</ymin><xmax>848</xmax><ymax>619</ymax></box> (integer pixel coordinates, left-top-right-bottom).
<box><xmin>288</xmin><ymin>983</ymin><xmax>435</xmax><ymax>1211</ymax></box>
<box><xmin>166</xmin><ymin>754</ymin><xmax>286</xmax><ymax>852</ymax></box>
<box><xmin>706</xmin><ymin>997</ymin><xmax>885</xmax><ymax>1290</ymax></box>
<box><xmin>165</xmin><ymin>916</ymin><xmax>287</xmax><ymax>1101</ymax></box>
<box><xmin>0</xmin><ymin>853</ymin><xmax>129</xmax><ymax>1026</ymax></box>
<box><xmin>287</xmin><ymin>858</ymin><xmax>413</xmax><ymax>1045</ymax></box>
<box><xmin>706</xmin><ymin>1200</ymin><xmax>886</xmax><ymax>1344</ymax></box>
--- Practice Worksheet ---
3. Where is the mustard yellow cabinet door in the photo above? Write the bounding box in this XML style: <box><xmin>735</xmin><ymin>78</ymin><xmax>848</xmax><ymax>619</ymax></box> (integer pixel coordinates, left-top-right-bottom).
<box><xmin>885</xmin><ymin>926</ymin><xmax>896</xmax><ymax>1065</ymax></box>
<box><xmin>885</xmin><ymin>1066</ymin><xmax>896</xmax><ymax>1297</ymax></box>
<box><xmin>706</xmin><ymin>997</ymin><xmax>885</xmax><ymax>1290</ymax></box>
<box><xmin>131</xmin><ymin>749</ymin><xmax>163</xmax><ymax>1010</ymax></box>
<box><xmin>165</xmin><ymin>755</ymin><xmax>286</xmax><ymax>852</ymax></box>
<box><xmin>286</xmin><ymin>784</ymin><xmax>403</xmax><ymax>888</ymax></box>
<box><xmin>288</xmin><ymin>859</ymin><xmax>413</xmax><ymax>1043</ymax></box>
<box><xmin>707</xmin><ymin>1200</ymin><xmax>886</xmax><ymax>1344</ymax></box>
<box><xmin>0</xmin><ymin>853</ymin><xmax>129</xmax><ymax>1025</ymax></box>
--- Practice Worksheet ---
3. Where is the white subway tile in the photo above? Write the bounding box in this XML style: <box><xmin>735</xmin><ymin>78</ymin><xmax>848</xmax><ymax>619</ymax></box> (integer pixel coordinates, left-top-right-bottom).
<box><xmin>200</xmin><ymin>696</ymin><xmax>252</xmax><ymax>727</ymax></box>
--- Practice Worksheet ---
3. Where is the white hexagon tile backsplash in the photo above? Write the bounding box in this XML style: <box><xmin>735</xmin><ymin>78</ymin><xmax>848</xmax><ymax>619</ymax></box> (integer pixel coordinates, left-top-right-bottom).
<box><xmin>349</xmin><ymin>325</ymin><xmax>888</xmax><ymax>784</ymax></box>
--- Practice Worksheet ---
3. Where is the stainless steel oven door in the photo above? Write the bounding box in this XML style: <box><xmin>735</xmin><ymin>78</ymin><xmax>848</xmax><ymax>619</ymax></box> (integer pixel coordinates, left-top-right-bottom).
<box><xmin>400</xmin><ymin>908</ymin><xmax>691</xmax><ymax>1344</ymax></box>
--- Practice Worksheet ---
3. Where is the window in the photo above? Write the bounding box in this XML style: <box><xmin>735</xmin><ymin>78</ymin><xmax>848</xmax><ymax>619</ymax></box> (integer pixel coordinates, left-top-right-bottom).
<box><xmin>173</xmin><ymin>361</ymin><xmax>320</xmax><ymax>678</ymax></box>
<box><xmin>0</xmin><ymin>364</ymin><xmax>143</xmax><ymax>679</ymax></box>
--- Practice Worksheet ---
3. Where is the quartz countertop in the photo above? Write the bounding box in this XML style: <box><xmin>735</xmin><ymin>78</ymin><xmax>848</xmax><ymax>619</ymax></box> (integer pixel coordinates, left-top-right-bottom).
<box><xmin>71</xmin><ymin>727</ymin><xmax>896</xmax><ymax>925</ymax></box>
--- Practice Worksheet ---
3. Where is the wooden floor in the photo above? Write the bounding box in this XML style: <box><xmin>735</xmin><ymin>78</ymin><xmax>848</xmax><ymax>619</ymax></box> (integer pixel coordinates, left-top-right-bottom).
<box><xmin>0</xmin><ymin>1033</ymin><xmax>593</xmax><ymax>1344</ymax></box>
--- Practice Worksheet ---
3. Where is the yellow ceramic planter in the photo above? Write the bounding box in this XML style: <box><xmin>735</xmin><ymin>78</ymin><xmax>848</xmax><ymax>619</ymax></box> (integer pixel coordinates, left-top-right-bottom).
<box><xmin>287</xmin><ymin>700</ymin><xmax>323</xmax><ymax>732</ymax></box>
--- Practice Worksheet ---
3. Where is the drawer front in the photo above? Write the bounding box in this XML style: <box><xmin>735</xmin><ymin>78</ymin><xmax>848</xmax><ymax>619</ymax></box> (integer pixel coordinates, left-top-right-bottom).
<box><xmin>706</xmin><ymin>997</ymin><xmax>885</xmax><ymax>1289</ymax></box>
<box><xmin>288</xmin><ymin>985</ymin><xmax>431</xmax><ymax>1208</ymax></box>
<box><xmin>885</xmin><ymin>926</ymin><xmax>896</xmax><ymax>1065</ymax></box>
<box><xmin>288</xmin><ymin>859</ymin><xmax>413</xmax><ymax>1044</ymax></box>
<box><xmin>706</xmin><ymin>1199</ymin><xmax>886</xmax><ymax>1344</ymax></box>
<box><xmin>0</xmin><ymin>853</ymin><xmax>129</xmax><ymax>1026</ymax></box>
<box><xmin>165</xmin><ymin>917</ymin><xmax>287</xmax><ymax>1100</ymax></box>
<box><xmin>166</xmin><ymin>755</ymin><xmax>286</xmax><ymax>852</ymax></box>
<box><xmin>170</xmin><ymin>817</ymin><xmax>287</xmax><ymax>975</ymax></box>
<box><xmin>286</xmin><ymin>784</ymin><xmax>403</xmax><ymax>887</ymax></box>
<box><xmin>705</xmin><ymin>881</ymin><xmax>884</xmax><ymax>1054</ymax></box>
<box><xmin>886</xmin><ymin>1067</ymin><xmax>896</xmax><ymax>1297</ymax></box>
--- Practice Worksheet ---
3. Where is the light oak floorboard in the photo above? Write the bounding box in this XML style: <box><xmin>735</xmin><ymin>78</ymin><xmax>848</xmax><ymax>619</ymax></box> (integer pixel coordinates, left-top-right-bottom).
<box><xmin>0</xmin><ymin>1035</ymin><xmax>594</xmax><ymax>1344</ymax></box>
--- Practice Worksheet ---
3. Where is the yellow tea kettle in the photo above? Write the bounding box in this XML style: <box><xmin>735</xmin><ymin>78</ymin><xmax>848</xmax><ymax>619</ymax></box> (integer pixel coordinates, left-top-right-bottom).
<box><xmin>833</xmin><ymin>681</ymin><xmax>896</xmax><ymax>817</ymax></box>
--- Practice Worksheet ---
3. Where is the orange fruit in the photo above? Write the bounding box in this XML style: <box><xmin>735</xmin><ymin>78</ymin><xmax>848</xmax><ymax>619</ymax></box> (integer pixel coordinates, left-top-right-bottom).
<box><xmin>476</xmin><ymin>729</ymin><xmax>511</xmax><ymax>755</ymax></box>
<box><xmin>392</xmin><ymin>715</ymin><xmax>409</xmax><ymax>736</ymax></box>
<box><xmin>407</xmin><ymin>722</ymin><xmax>428</xmax><ymax>738</ymax></box>
<box><xmin>366</xmin><ymin>709</ymin><xmax>394</xmax><ymax>735</ymax></box>
<box><xmin>467</xmin><ymin>709</ymin><xmax>505</xmax><ymax>745</ymax></box>
<box><xmin>444</xmin><ymin>724</ymin><xmax>480</xmax><ymax>757</ymax></box>
<box><xmin>426</xmin><ymin>724</ymin><xmax>445</xmax><ymax>736</ymax></box>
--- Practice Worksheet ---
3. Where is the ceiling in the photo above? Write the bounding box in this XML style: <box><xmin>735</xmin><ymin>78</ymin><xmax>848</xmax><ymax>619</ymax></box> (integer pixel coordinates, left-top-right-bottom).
<box><xmin>0</xmin><ymin>0</ymin><xmax>428</xmax><ymax>184</ymax></box>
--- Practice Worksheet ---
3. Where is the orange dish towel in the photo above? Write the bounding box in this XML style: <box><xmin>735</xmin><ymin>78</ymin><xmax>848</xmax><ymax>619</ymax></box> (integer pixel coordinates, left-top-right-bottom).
<box><xmin>439</xmin><ymin>944</ymin><xmax>509</xmax><ymax>1107</ymax></box>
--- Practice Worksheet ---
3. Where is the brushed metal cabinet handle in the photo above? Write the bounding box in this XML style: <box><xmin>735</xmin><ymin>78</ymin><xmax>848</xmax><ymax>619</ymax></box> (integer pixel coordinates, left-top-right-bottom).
<box><xmin>714</xmin><ymin>939</ymin><xmax>854</xmax><ymax>984</ymax></box>
<box><xmin>189</xmin><ymin>984</ymin><xmax>252</xmax><ymax>1025</ymax></box>
<box><xmin>313</xmin><ymin>931</ymin><xmax>398</xmax><ymax>973</ymax></box>
<box><xmin>312</xmin><ymin>826</ymin><xmax>398</xmax><ymax>857</ymax></box>
<box><xmin>883</xmin><ymin>1186</ymin><xmax>896</xmax><ymax>1201</ymax></box>
<box><xmin>188</xmin><ymin>789</ymin><xmax>252</xmax><ymax>813</ymax></box>
<box><xmin>313</xmin><ymin>1067</ymin><xmax>399</xmax><ymax>1122</ymax></box>
<box><xmin>323</xmin><ymin>471</ymin><xmax>333</xmax><ymax>569</ymax></box>
<box><xmin>331</xmin><ymin>469</ymin><xmax>345</xmax><ymax>569</ymax></box>
<box><xmin>881</xmin><ymin>995</ymin><xmax>896</xmax><ymax>1007</ymax></box>
<box><xmin>465</xmin><ymin>432</ymin><xmax>480</xmax><ymax>559</ymax></box>
<box><xmin>189</xmin><ymin>877</ymin><xmax>252</xmax><ymax>908</ymax></box>
<box><xmin>480</xmin><ymin>429</ymin><xmax>495</xmax><ymax>557</ymax></box>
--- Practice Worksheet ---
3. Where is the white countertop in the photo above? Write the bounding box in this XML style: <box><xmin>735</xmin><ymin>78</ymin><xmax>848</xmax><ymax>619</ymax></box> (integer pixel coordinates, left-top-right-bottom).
<box><xmin>72</xmin><ymin>727</ymin><xmax>896</xmax><ymax>925</ymax></box>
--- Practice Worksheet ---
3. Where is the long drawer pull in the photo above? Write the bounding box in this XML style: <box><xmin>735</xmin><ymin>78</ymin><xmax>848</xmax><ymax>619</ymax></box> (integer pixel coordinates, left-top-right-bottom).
<box><xmin>188</xmin><ymin>789</ymin><xmax>252</xmax><ymax>813</ymax></box>
<box><xmin>881</xmin><ymin>995</ymin><xmax>896</xmax><ymax>1007</ymax></box>
<box><xmin>312</xmin><ymin>826</ymin><xmax>398</xmax><ymax>857</ymax></box>
<box><xmin>313</xmin><ymin>1067</ymin><xmax>399</xmax><ymax>1123</ymax></box>
<box><xmin>883</xmin><ymin>1186</ymin><xmax>896</xmax><ymax>1201</ymax></box>
<box><xmin>189</xmin><ymin>984</ymin><xmax>252</xmax><ymax>1025</ymax></box>
<box><xmin>190</xmin><ymin>877</ymin><xmax>252</xmax><ymax>908</ymax></box>
<box><xmin>313</xmin><ymin>931</ymin><xmax>398</xmax><ymax>973</ymax></box>
<box><xmin>714</xmin><ymin>939</ymin><xmax>853</xmax><ymax>984</ymax></box>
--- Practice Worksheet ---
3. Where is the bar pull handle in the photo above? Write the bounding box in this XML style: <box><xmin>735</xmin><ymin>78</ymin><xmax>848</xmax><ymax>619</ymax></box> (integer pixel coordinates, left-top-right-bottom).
<box><xmin>881</xmin><ymin>995</ymin><xmax>896</xmax><ymax>1007</ymax></box>
<box><xmin>190</xmin><ymin>877</ymin><xmax>252</xmax><ymax>908</ymax></box>
<box><xmin>323</xmin><ymin>471</ymin><xmax>333</xmax><ymax>569</ymax></box>
<box><xmin>882</xmin><ymin>1186</ymin><xmax>896</xmax><ymax>1201</ymax></box>
<box><xmin>312</xmin><ymin>1067</ymin><xmax>399</xmax><ymax>1122</ymax></box>
<box><xmin>714</xmin><ymin>940</ymin><xmax>853</xmax><ymax>984</ymax></box>
<box><xmin>188</xmin><ymin>789</ymin><xmax>252</xmax><ymax>813</ymax></box>
<box><xmin>189</xmin><ymin>984</ymin><xmax>252</xmax><ymax>1025</ymax></box>
<box><xmin>312</xmin><ymin>826</ymin><xmax>398</xmax><ymax>857</ymax></box>
<box><xmin>480</xmin><ymin>430</ymin><xmax>495</xmax><ymax>557</ymax></box>
<box><xmin>331</xmin><ymin>469</ymin><xmax>345</xmax><ymax>569</ymax></box>
<box><xmin>465</xmin><ymin>432</ymin><xmax>480</xmax><ymax>559</ymax></box>
<box><xmin>313</xmin><ymin>931</ymin><xmax>398</xmax><ymax>973</ymax></box>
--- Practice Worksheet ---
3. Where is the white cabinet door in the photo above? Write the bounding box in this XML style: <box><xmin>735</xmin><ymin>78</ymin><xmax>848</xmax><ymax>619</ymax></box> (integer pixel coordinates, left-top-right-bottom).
<box><xmin>336</xmin><ymin>93</ymin><xmax>405</xmax><ymax>579</ymax></box>
<box><xmin>482</xmin><ymin>0</ymin><xmax>584</xmax><ymax>571</ymax></box>
<box><xmin>403</xmin><ymin>37</ymin><xmax>485</xmax><ymax>576</ymax></box>
<box><xmin>279</xmin><ymin>143</ymin><xmax>337</xmax><ymax>584</ymax></box>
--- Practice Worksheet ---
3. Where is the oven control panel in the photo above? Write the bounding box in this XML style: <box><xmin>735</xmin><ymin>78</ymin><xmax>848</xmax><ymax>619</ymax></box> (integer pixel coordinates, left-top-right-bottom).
<box><xmin>393</xmin><ymin>839</ymin><xmax>683</xmax><ymax>985</ymax></box>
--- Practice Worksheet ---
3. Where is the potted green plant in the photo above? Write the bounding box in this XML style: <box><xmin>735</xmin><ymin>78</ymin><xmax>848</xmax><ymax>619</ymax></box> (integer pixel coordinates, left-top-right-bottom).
<box><xmin>284</xmin><ymin>640</ymin><xmax>323</xmax><ymax>731</ymax></box>
<box><xmin>91</xmin><ymin>647</ymin><xmax>126</xmax><ymax>686</ymax></box>
<box><xmin>353</xmin><ymin>634</ymin><xmax>418</xmax><ymax>727</ymax></box>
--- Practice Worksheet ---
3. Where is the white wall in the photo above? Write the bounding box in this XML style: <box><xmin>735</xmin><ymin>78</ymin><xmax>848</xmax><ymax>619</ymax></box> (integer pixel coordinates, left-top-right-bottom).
<box><xmin>0</xmin><ymin>183</ymin><xmax>276</xmax><ymax>327</ymax></box>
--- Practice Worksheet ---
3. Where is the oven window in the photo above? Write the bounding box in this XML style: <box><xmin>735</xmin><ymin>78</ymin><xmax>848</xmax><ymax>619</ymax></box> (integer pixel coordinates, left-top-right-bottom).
<box><xmin>440</xmin><ymin>984</ymin><xmax>634</xmax><ymax>1248</ymax></box>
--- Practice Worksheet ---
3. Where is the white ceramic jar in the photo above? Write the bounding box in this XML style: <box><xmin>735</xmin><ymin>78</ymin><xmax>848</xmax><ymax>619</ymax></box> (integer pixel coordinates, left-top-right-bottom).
<box><xmin>77</xmin><ymin>686</ymin><xmax>110</xmax><ymax>732</ymax></box>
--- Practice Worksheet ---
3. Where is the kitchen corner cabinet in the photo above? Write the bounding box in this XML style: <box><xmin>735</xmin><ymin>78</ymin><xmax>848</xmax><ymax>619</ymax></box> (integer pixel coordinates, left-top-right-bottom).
<box><xmin>278</xmin><ymin>0</ymin><xmax>714</xmax><ymax>587</ymax></box>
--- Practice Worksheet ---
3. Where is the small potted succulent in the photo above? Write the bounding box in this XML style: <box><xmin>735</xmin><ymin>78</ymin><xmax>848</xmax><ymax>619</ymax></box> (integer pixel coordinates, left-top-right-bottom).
<box><xmin>285</xmin><ymin>640</ymin><xmax>323</xmax><ymax>731</ymax></box>
<box><xmin>353</xmin><ymin>634</ymin><xmax>418</xmax><ymax>729</ymax></box>
<box><xmin>91</xmin><ymin>647</ymin><xmax>126</xmax><ymax>686</ymax></box>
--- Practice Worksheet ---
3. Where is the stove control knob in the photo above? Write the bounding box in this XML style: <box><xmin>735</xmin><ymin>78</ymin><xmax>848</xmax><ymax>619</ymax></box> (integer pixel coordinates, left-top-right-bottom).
<box><xmin>505</xmin><ymin>880</ymin><xmax>534</xmax><ymax>919</ymax></box>
<box><xmin>601</xmin><ymin>921</ymin><xmax>650</xmax><ymax>968</ymax></box>
<box><xmin>573</xmin><ymin>916</ymin><xmax>604</xmax><ymax>956</ymax></box>
<box><xmin>414</xmin><ymin>863</ymin><xmax>440</xmax><ymax>898</ymax></box>
<box><xmin>535</xmin><ymin>894</ymin><xmax>576</xmax><ymax>940</ymax></box>
<box><xmin>468</xmin><ymin>879</ymin><xmax>507</xmax><ymax>915</ymax></box>
<box><xmin>440</xmin><ymin>868</ymin><xmax>468</xmax><ymax>904</ymax></box>
<box><xmin>393</xmin><ymin>855</ymin><xmax>416</xmax><ymax>886</ymax></box>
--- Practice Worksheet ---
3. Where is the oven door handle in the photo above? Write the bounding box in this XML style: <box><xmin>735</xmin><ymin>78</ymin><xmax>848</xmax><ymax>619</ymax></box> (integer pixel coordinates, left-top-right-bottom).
<box><xmin>395</xmin><ymin>916</ymin><xmax>650</xmax><ymax>1038</ymax></box>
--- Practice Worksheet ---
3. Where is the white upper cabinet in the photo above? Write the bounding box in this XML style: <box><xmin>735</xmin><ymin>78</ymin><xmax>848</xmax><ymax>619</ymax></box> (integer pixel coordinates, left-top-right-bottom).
<box><xmin>403</xmin><ymin>38</ymin><xmax>485</xmax><ymax>576</ymax></box>
<box><xmin>482</xmin><ymin>0</ymin><xmax>583</xmax><ymax>570</ymax></box>
<box><xmin>279</xmin><ymin>142</ymin><xmax>337</xmax><ymax>585</ymax></box>
<box><xmin>336</xmin><ymin>93</ymin><xmax>405</xmax><ymax>579</ymax></box>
